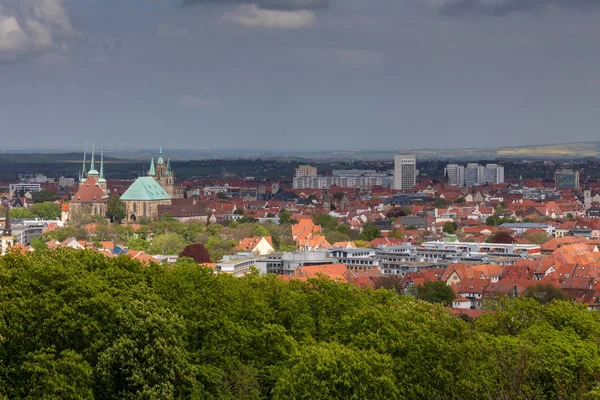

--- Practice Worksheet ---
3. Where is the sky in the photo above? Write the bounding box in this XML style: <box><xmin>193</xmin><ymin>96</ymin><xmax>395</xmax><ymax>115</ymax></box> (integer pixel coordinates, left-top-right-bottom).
<box><xmin>0</xmin><ymin>0</ymin><xmax>599</xmax><ymax>152</ymax></box>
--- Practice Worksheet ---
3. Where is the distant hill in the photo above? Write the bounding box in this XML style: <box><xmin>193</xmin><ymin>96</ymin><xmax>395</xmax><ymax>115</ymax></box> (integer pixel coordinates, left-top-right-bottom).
<box><xmin>1</xmin><ymin>141</ymin><xmax>599</xmax><ymax>161</ymax></box>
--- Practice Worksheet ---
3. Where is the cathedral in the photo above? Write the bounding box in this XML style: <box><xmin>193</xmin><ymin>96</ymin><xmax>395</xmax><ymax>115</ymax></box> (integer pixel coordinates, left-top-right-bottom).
<box><xmin>149</xmin><ymin>148</ymin><xmax>184</xmax><ymax>199</ymax></box>
<box><xmin>70</xmin><ymin>145</ymin><xmax>108</xmax><ymax>218</ymax></box>
<box><xmin>120</xmin><ymin>149</ymin><xmax>182</xmax><ymax>222</ymax></box>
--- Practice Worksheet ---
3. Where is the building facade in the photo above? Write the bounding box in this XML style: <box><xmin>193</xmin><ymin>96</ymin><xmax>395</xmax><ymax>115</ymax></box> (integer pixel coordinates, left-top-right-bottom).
<box><xmin>121</xmin><ymin>176</ymin><xmax>172</xmax><ymax>222</ymax></box>
<box><xmin>444</xmin><ymin>164</ymin><xmax>465</xmax><ymax>187</ymax></box>
<box><xmin>555</xmin><ymin>170</ymin><xmax>579</xmax><ymax>189</ymax></box>
<box><xmin>394</xmin><ymin>153</ymin><xmax>416</xmax><ymax>191</ymax></box>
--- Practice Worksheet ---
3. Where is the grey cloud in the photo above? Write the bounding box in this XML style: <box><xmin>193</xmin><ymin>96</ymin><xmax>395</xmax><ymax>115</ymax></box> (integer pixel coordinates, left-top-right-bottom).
<box><xmin>0</xmin><ymin>0</ymin><xmax>73</xmax><ymax>60</ymax></box>
<box><xmin>181</xmin><ymin>0</ymin><xmax>329</xmax><ymax>11</ymax></box>
<box><xmin>437</xmin><ymin>0</ymin><xmax>600</xmax><ymax>16</ymax></box>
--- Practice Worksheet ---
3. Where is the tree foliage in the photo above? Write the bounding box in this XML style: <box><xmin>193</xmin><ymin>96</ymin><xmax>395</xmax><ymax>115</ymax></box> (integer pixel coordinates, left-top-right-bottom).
<box><xmin>358</xmin><ymin>225</ymin><xmax>381</xmax><ymax>242</ymax></box>
<box><xmin>106</xmin><ymin>195</ymin><xmax>126</xmax><ymax>223</ymax></box>
<box><xmin>411</xmin><ymin>281</ymin><xmax>456</xmax><ymax>306</ymax></box>
<box><xmin>1</xmin><ymin>250</ymin><xmax>600</xmax><ymax>399</ymax></box>
<box><xmin>524</xmin><ymin>284</ymin><xmax>572</xmax><ymax>304</ymax></box>
<box><xmin>179</xmin><ymin>243</ymin><xmax>212</xmax><ymax>264</ymax></box>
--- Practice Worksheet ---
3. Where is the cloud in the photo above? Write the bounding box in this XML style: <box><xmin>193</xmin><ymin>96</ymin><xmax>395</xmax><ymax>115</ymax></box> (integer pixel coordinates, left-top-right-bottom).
<box><xmin>177</xmin><ymin>95</ymin><xmax>215</xmax><ymax>110</ymax></box>
<box><xmin>181</xmin><ymin>0</ymin><xmax>329</xmax><ymax>11</ymax></box>
<box><xmin>0</xmin><ymin>0</ymin><xmax>73</xmax><ymax>60</ymax></box>
<box><xmin>157</xmin><ymin>24</ymin><xmax>188</xmax><ymax>37</ymax></box>
<box><xmin>435</xmin><ymin>0</ymin><xmax>600</xmax><ymax>16</ymax></box>
<box><xmin>222</xmin><ymin>5</ymin><xmax>316</xmax><ymax>28</ymax></box>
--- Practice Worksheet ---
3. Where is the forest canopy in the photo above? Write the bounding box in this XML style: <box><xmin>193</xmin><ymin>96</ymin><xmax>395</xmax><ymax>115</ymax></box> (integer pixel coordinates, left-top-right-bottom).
<box><xmin>1</xmin><ymin>249</ymin><xmax>600</xmax><ymax>399</ymax></box>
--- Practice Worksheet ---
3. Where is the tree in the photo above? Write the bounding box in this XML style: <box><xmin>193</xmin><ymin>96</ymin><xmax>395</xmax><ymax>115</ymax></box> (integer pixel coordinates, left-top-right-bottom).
<box><xmin>523</xmin><ymin>231</ymin><xmax>551</xmax><ymax>245</ymax></box>
<box><xmin>524</xmin><ymin>284</ymin><xmax>572</xmax><ymax>304</ymax></box>
<box><xmin>148</xmin><ymin>233</ymin><xmax>186</xmax><ymax>255</ymax></box>
<box><xmin>273</xmin><ymin>343</ymin><xmax>398</xmax><ymax>399</ymax></box>
<box><xmin>127</xmin><ymin>237</ymin><xmax>149</xmax><ymax>251</ymax></box>
<box><xmin>312</xmin><ymin>214</ymin><xmax>339</xmax><ymax>231</ymax></box>
<box><xmin>31</xmin><ymin>203</ymin><xmax>61</xmax><ymax>220</ymax></box>
<box><xmin>412</xmin><ymin>281</ymin><xmax>456</xmax><ymax>306</ymax></box>
<box><xmin>20</xmin><ymin>348</ymin><xmax>93</xmax><ymax>399</ymax></box>
<box><xmin>106</xmin><ymin>194</ymin><xmax>126</xmax><ymax>223</ymax></box>
<box><xmin>32</xmin><ymin>190</ymin><xmax>59</xmax><ymax>204</ymax></box>
<box><xmin>325</xmin><ymin>230</ymin><xmax>351</xmax><ymax>245</ymax></box>
<box><xmin>179</xmin><ymin>243</ymin><xmax>212</xmax><ymax>264</ymax></box>
<box><xmin>358</xmin><ymin>225</ymin><xmax>381</xmax><ymax>242</ymax></box>
<box><xmin>486</xmin><ymin>231</ymin><xmax>515</xmax><ymax>244</ymax></box>
<box><xmin>442</xmin><ymin>221</ymin><xmax>457</xmax><ymax>234</ymax></box>
<box><xmin>10</xmin><ymin>207</ymin><xmax>35</xmax><ymax>219</ymax></box>
<box><xmin>252</xmin><ymin>225</ymin><xmax>270</xmax><ymax>237</ymax></box>
<box><xmin>216</xmin><ymin>192</ymin><xmax>227</xmax><ymax>200</ymax></box>
<box><xmin>433</xmin><ymin>198</ymin><xmax>450</xmax><ymax>208</ymax></box>
<box><xmin>279</xmin><ymin>211</ymin><xmax>293</xmax><ymax>225</ymax></box>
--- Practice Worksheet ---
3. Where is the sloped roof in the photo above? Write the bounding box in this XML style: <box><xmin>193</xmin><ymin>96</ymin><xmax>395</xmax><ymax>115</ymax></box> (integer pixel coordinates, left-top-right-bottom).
<box><xmin>72</xmin><ymin>176</ymin><xmax>107</xmax><ymax>204</ymax></box>
<box><xmin>121</xmin><ymin>177</ymin><xmax>171</xmax><ymax>201</ymax></box>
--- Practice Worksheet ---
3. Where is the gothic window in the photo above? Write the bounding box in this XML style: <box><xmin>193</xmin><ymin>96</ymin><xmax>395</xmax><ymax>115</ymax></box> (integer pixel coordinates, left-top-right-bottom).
<box><xmin>133</xmin><ymin>203</ymin><xmax>137</xmax><ymax>213</ymax></box>
<box><xmin>143</xmin><ymin>203</ymin><xmax>147</xmax><ymax>217</ymax></box>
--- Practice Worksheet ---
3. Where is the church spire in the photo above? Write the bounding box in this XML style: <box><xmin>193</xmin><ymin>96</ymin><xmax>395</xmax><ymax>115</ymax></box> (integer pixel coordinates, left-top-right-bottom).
<box><xmin>81</xmin><ymin>147</ymin><xmax>87</xmax><ymax>182</ymax></box>
<box><xmin>157</xmin><ymin>147</ymin><xmax>164</xmax><ymax>165</ymax></box>
<box><xmin>88</xmin><ymin>141</ymin><xmax>99</xmax><ymax>176</ymax></box>
<box><xmin>99</xmin><ymin>147</ymin><xmax>105</xmax><ymax>182</ymax></box>
<box><xmin>90</xmin><ymin>141</ymin><xmax>95</xmax><ymax>171</ymax></box>
<box><xmin>149</xmin><ymin>158</ymin><xmax>156</xmax><ymax>176</ymax></box>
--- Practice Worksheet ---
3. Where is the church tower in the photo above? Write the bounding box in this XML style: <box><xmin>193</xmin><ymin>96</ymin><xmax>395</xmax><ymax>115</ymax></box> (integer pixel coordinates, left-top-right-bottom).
<box><xmin>2</xmin><ymin>206</ymin><xmax>13</xmax><ymax>255</ymax></box>
<box><xmin>151</xmin><ymin>148</ymin><xmax>183</xmax><ymax>199</ymax></box>
<box><xmin>80</xmin><ymin>147</ymin><xmax>87</xmax><ymax>183</ymax></box>
<box><xmin>98</xmin><ymin>147</ymin><xmax>107</xmax><ymax>191</ymax></box>
<box><xmin>87</xmin><ymin>141</ymin><xmax>100</xmax><ymax>183</ymax></box>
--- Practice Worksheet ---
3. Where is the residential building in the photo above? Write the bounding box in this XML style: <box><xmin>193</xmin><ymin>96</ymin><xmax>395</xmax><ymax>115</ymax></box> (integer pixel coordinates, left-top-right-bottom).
<box><xmin>58</xmin><ymin>176</ymin><xmax>75</xmax><ymax>188</ymax></box>
<box><xmin>295</xmin><ymin>165</ymin><xmax>317</xmax><ymax>178</ymax></box>
<box><xmin>394</xmin><ymin>153</ymin><xmax>416</xmax><ymax>190</ymax></box>
<box><xmin>293</xmin><ymin>169</ymin><xmax>392</xmax><ymax>189</ymax></box>
<box><xmin>9</xmin><ymin>183</ymin><xmax>41</xmax><ymax>196</ymax></box>
<box><xmin>555</xmin><ymin>170</ymin><xmax>579</xmax><ymax>189</ymax></box>
<box><xmin>464</xmin><ymin>163</ymin><xmax>484</xmax><ymax>187</ymax></box>
<box><xmin>483</xmin><ymin>164</ymin><xmax>505</xmax><ymax>184</ymax></box>
<box><xmin>444</xmin><ymin>164</ymin><xmax>465</xmax><ymax>187</ymax></box>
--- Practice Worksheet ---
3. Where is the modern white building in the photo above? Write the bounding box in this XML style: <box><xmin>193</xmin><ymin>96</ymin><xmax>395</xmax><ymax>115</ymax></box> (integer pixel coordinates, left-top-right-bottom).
<box><xmin>444</xmin><ymin>164</ymin><xmax>465</xmax><ymax>187</ymax></box>
<box><xmin>463</xmin><ymin>163</ymin><xmax>504</xmax><ymax>187</ymax></box>
<box><xmin>293</xmin><ymin>169</ymin><xmax>393</xmax><ymax>189</ymax></box>
<box><xmin>394</xmin><ymin>153</ymin><xmax>416</xmax><ymax>191</ymax></box>
<box><xmin>484</xmin><ymin>164</ymin><xmax>505</xmax><ymax>185</ymax></box>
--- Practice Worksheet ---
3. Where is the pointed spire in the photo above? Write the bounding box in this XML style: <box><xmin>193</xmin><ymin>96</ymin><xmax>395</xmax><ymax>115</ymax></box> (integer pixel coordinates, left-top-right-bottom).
<box><xmin>99</xmin><ymin>147</ymin><xmax>106</xmax><ymax>183</ymax></box>
<box><xmin>157</xmin><ymin>147</ymin><xmax>164</xmax><ymax>165</ymax></box>
<box><xmin>88</xmin><ymin>141</ymin><xmax>99</xmax><ymax>176</ymax></box>
<box><xmin>90</xmin><ymin>141</ymin><xmax>95</xmax><ymax>172</ymax></box>
<box><xmin>81</xmin><ymin>147</ymin><xmax>87</xmax><ymax>182</ymax></box>
<box><xmin>149</xmin><ymin>158</ymin><xmax>156</xmax><ymax>176</ymax></box>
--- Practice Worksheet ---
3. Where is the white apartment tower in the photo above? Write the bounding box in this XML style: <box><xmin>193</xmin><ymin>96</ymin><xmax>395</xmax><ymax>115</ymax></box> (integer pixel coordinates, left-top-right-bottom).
<box><xmin>394</xmin><ymin>153</ymin><xmax>416</xmax><ymax>190</ymax></box>
<box><xmin>444</xmin><ymin>164</ymin><xmax>465</xmax><ymax>187</ymax></box>
<box><xmin>484</xmin><ymin>164</ymin><xmax>505</xmax><ymax>185</ymax></box>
